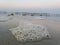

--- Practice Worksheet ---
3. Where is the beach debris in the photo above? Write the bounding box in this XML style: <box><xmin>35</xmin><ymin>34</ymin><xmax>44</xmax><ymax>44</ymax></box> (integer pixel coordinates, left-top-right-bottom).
<box><xmin>8</xmin><ymin>13</ymin><xmax>14</xmax><ymax>16</ymax></box>
<box><xmin>9</xmin><ymin>22</ymin><xmax>51</xmax><ymax>42</ymax></box>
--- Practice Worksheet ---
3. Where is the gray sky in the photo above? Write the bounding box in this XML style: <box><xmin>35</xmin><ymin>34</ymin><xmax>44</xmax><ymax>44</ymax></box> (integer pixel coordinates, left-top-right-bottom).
<box><xmin>0</xmin><ymin>0</ymin><xmax>60</xmax><ymax>9</ymax></box>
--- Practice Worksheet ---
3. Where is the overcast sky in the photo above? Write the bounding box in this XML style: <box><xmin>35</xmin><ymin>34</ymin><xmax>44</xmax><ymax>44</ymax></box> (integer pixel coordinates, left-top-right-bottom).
<box><xmin>0</xmin><ymin>0</ymin><xmax>60</xmax><ymax>9</ymax></box>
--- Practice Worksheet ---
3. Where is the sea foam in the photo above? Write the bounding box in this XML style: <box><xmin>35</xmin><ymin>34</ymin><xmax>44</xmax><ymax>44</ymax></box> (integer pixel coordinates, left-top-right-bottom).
<box><xmin>9</xmin><ymin>22</ymin><xmax>51</xmax><ymax>42</ymax></box>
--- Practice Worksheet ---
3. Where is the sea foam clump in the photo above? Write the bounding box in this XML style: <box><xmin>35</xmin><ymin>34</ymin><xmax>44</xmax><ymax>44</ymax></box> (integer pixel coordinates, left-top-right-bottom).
<box><xmin>9</xmin><ymin>22</ymin><xmax>50</xmax><ymax>42</ymax></box>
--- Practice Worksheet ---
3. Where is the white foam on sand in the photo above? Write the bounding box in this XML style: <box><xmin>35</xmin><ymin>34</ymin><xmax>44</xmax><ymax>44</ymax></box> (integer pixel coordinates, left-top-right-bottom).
<box><xmin>9</xmin><ymin>22</ymin><xmax>51</xmax><ymax>42</ymax></box>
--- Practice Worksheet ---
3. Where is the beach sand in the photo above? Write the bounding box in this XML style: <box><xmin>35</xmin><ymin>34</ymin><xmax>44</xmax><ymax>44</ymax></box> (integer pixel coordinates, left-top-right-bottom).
<box><xmin>0</xmin><ymin>18</ymin><xmax>60</xmax><ymax>45</ymax></box>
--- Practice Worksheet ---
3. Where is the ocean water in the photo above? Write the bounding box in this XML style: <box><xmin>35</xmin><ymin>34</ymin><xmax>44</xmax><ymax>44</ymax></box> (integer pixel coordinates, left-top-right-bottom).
<box><xmin>46</xmin><ymin>16</ymin><xmax>60</xmax><ymax>22</ymax></box>
<box><xmin>0</xmin><ymin>14</ymin><xmax>60</xmax><ymax>22</ymax></box>
<box><xmin>21</xmin><ymin>16</ymin><xmax>60</xmax><ymax>22</ymax></box>
<box><xmin>15</xmin><ymin>15</ymin><xmax>60</xmax><ymax>22</ymax></box>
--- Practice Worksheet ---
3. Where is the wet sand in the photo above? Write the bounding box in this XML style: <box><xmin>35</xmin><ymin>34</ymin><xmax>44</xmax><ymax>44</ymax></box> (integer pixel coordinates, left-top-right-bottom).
<box><xmin>0</xmin><ymin>17</ymin><xmax>60</xmax><ymax>45</ymax></box>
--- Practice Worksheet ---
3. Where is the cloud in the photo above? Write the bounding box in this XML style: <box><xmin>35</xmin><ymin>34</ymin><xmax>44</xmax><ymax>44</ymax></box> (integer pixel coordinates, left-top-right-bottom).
<box><xmin>0</xmin><ymin>0</ymin><xmax>60</xmax><ymax>9</ymax></box>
